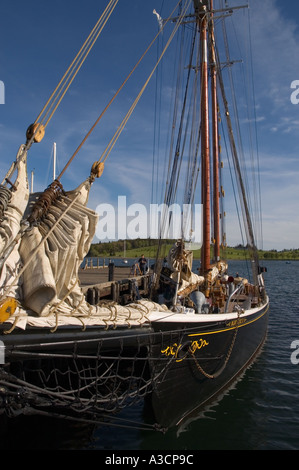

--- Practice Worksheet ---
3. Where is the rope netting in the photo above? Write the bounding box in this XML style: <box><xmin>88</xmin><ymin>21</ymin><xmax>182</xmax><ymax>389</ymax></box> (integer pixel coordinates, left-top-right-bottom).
<box><xmin>0</xmin><ymin>328</ymin><xmax>181</xmax><ymax>430</ymax></box>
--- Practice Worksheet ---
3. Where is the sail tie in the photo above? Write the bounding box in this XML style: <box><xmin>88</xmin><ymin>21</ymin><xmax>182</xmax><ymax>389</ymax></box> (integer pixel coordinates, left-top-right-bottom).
<box><xmin>27</xmin><ymin>180</ymin><xmax>65</xmax><ymax>225</ymax></box>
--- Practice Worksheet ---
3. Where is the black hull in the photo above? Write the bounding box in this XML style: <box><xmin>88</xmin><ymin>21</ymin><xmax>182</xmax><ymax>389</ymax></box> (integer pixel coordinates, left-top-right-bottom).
<box><xmin>149</xmin><ymin>301</ymin><xmax>269</xmax><ymax>429</ymax></box>
<box><xmin>0</xmin><ymin>324</ymin><xmax>155</xmax><ymax>425</ymax></box>
<box><xmin>0</xmin><ymin>300</ymin><xmax>269</xmax><ymax>430</ymax></box>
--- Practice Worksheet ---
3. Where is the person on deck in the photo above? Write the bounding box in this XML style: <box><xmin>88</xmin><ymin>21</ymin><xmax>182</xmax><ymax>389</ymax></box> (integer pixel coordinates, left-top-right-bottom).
<box><xmin>138</xmin><ymin>254</ymin><xmax>147</xmax><ymax>274</ymax></box>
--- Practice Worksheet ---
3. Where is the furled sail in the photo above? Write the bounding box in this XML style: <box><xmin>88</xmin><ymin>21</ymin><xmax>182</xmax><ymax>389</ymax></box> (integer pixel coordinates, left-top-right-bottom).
<box><xmin>0</xmin><ymin>146</ymin><xmax>29</xmax><ymax>257</ymax></box>
<box><xmin>167</xmin><ymin>241</ymin><xmax>204</xmax><ymax>292</ymax></box>
<box><xmin>19</xmin><ymin>178</ymin><xmax>98</xmax><ymax>316</ymax></box>
<box><xmin>0</xmin><ymin>145</ymin><xmax>29</xmax><ymax>301</ymax></box>
<box><xmin>0</xmin><ymin>153</ymin><xmax>169</xmax><ymax>331</ymax></box>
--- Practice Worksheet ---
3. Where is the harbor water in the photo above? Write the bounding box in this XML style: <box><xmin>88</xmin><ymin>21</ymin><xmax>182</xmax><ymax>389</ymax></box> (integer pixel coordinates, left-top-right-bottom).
<box><xmin>0</xmin><ymin>259</ymin><xmax>298</xmax><ymax>450</ymax></box>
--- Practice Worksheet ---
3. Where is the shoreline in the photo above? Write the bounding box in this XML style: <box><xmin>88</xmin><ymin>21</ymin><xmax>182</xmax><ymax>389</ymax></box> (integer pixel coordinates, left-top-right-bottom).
<box><xmin>84</xmin><ymin>255</ymin><xmax>299</xmax><ymax>263</ymax></box>
<box><xmin>88</xmin><ymin>242</ymin><xmax>299</xmax><ymax>262</ymax></box>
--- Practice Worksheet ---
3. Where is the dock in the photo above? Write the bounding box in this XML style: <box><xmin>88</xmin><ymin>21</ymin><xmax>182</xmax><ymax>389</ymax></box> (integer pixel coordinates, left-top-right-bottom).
<box><xmin>79</xmin><ymin>265</ymin><xmax>152</xmax><ymax>305</ymax></box>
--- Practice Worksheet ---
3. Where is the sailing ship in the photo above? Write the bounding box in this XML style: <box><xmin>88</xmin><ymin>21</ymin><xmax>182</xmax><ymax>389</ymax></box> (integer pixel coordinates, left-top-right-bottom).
<box><xmin>0</xmin><ymin>0</ymin><xmax>269</xmax><ymax>431</ymax></box>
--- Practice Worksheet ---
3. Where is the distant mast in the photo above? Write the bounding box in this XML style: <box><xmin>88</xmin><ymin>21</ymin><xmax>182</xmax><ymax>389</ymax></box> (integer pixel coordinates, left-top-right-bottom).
<box><xmin>53</xmin><ymin>142</ymin><xmax>57</xmax><ymax>180</ymax></box>
<box><xmin>31</xmin><ymin>170</ymin><xmax>34</xmax><ymax>193</ymax></box>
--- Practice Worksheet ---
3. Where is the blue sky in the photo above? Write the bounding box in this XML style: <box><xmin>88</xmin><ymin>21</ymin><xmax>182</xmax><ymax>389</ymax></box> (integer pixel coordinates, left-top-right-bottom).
<box><xmin>0</xmin><ymin>0</ymin><xmax>299</xmax><ymax>250</ymax></box>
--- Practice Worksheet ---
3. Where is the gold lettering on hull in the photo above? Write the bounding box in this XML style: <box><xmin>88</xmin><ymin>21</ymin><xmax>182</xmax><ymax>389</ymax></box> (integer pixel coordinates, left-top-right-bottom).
<box><xmin>226</xmin><ymin>318</ymin><xmax>247</xmax><ymax>328</ymax></box>
<box><xmin>161</xmin><ymin>339</ymin><xmax>209</xmax><ymax>362</ymax></box>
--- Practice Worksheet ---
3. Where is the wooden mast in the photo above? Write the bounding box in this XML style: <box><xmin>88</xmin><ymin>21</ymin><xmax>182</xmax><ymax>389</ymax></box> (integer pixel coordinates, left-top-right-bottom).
<box><xmin>210</xmin><ymin>0</ymin><xmax>220</xmax><ymax>262</ymax></box>
<box><xmin>196</xmin><ymin>1</ymin><xmax>210</xmax><ymax>274</ymax></box>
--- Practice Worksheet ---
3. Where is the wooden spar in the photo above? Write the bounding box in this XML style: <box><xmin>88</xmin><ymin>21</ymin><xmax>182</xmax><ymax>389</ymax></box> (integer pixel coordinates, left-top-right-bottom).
<box><xmin>198</xmin><ymin>5</ymin><xmax>210</xmax><ymax>273</ymax></box>
<box><xmin>210</xmin><ymin>0</ymin><xmax>220</xmax><ymax>262</ymax></box>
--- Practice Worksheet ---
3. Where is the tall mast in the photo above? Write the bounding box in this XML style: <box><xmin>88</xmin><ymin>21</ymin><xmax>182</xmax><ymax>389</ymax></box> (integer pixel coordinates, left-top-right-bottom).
<box><xmin>210</xmin><ymin>0</ymin><xmax>220</xmax><ymax>262</ymax></box>
<box><xmin>195</xmin><ymin>1</ymin><xmax>210</xmax><ymax>273</ymax></box>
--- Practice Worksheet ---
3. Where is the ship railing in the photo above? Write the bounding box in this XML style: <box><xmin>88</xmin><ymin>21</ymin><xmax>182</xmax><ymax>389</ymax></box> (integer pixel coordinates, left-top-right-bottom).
<box><xmin>225</xmin><ymin>282</ymin><xmax>245</xmax><ymax>313</ymax></box>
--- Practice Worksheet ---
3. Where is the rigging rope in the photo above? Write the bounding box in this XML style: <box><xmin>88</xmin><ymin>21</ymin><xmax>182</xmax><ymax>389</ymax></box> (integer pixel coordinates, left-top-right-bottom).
<box><xmin>155</xmin><ymin>12</ymin><xmax>204</xmax><ymax>251</ymax></box>
<box><xmin>218</xmin><ymin>0</ymin><xmax>262</xmax><ymax>250</ymax></box>
<box><xmin>216</xmin><ymin>46</ymin><xmax>259</xmax><ymax>282</ymax></box>
<box><xmin>56</xmin><ymin>0</ymin><xmax>185</xmax><ymax>182</ymax></box>
<box><xmin>25</xmin><ymin>0</ymin><xmax>187</xmax><ymax>226</ymax></box>
<box><xmin>0</xmin><ymin>2</ymin><xmax>194</xmax><ymax>301</ymax></box>
<box><xmin>33</xmin><ymin>0</ymin><xmax>119</xmax><ymax>137</ymax></box>
<box><xmin>95</xmin><ymin>0</ymin><xmax>193</xmax><ymax>167</ymax></box>
<box><xmin>2</xmin><ymin>0</ymin><xmax>119</xmax><ymax>188</ymax></box>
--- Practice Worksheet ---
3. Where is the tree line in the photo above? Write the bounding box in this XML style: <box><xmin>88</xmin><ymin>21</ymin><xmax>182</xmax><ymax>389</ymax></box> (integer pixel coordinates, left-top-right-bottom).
<box><xmin>88</xmin><ymin>239</ymin><xmax>176</xmax><ymax>257</ymax></box>
<box><xmin>87</xmin><ymin>240</ymin><xmax>299</xmax><ymax>260</ymax></box>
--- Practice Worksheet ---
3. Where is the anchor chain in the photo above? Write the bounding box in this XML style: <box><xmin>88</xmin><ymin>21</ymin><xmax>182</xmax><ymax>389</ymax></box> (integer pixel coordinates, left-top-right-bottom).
<box><xmin>190</xmin><ymin>310</ymin><xmax>241</xmax><ymax>379</ymax></box>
